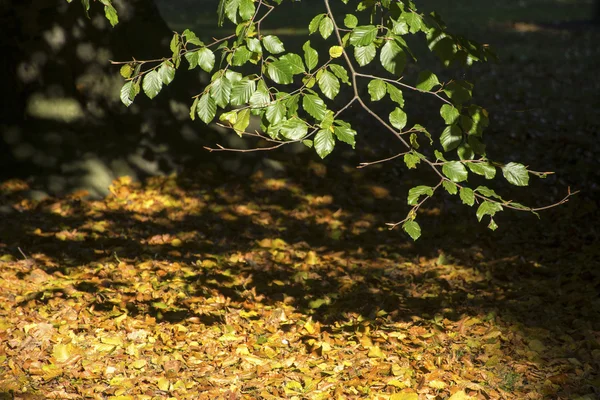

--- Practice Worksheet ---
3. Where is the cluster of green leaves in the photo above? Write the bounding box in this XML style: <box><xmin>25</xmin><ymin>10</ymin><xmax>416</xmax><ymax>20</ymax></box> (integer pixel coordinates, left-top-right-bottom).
<box><xmin>70</xmin><ymin>0</ymin><xmax>559</xmax><ymax>240</ymax></box>
<box><xmin>67</xmin><ymin>0</ymin><xmax>118</xmax><ymax>26</ymax></box>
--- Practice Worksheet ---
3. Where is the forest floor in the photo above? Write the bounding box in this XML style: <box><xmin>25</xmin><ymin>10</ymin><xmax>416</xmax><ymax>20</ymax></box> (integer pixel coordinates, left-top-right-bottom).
<box><xmin>1</xmin><ymin>0</ymin><xmax>600</xmax><ymax>399</ymax></box>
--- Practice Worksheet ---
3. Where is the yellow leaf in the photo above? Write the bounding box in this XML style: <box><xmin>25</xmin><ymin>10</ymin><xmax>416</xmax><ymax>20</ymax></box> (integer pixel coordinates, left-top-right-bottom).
<box><xmin>367</xmin><ymin>345</ymin><xmax>385</xmax><ymax>358</ymax></box>
<box><xmin>386</xmin><ymin>379</ymin><xmax>405</xmax><ymax>388</ymax></box>
<box><xmin>171</xmin><ymin>238</ymin><xmax>182</xmax><ymax>247</ymax></box>
<box><xmin>157</xmin><ymin>377</ymin><xmax>170</xmax><ymax>391</ymax></box>
<box><xmin>305</xmin><ymin>251</ymin><xmax>318</xmax><ymax>265</ymax></box>
<box><xmin>390</xmin><ymin>392</ymin><xmax>418</xmax><ymax>400</ymax></box>
<box><xmin>448</xmin><ymin>390</ymin><xmax>473</xmax><ymax>400</ymax></box>
<box><xmin>329</xmin><ymin>46</ymin><xmax>344</xmax><ymax>58</ymax></box>
<box><xmin>131</xmin><ymin>359</ymin><xmax>147</xmax><ymax>369</ymax></box>
<box><xmin>304</xmin><ymin>319</ymin><xmax>315</xmax><ymax>334</ymax></box>
<box><xmin>52</xmin><ymin>343</ymin><xmax>73</xmax><ymax>363</ymax></box>
<box><xmin>101</xmin><ymin>336</ymin><xmax>123</xmax><ymax>346</ymax></box>
<box><xmin>428</xmin><ymin>380</ymin><xmax>446</xmax><ymax>389</ymax></box>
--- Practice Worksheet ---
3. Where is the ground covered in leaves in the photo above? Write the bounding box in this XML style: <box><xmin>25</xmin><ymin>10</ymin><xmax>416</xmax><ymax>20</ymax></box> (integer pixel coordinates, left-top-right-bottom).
<box><xmin>2</xmin><ymin>0</ymin><xmax>600</xmax><ymax>399</ymax></box>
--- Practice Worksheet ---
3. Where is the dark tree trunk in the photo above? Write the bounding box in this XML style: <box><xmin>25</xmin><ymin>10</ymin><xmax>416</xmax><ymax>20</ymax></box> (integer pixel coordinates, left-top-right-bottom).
<box><xmin>0</xmin><ymin>0</ymin><xmax>220</xmax><ymax>197</ymax></box>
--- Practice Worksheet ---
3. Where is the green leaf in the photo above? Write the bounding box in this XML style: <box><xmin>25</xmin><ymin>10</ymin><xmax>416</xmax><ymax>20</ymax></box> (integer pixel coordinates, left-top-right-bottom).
<box><xmin>230</xmin><ymin>78</ymin><xmax>256</xmax><ymax>106</ymax></box>
<box><xmin>329</xmin><ymin>64</ymin><xmax>350</xmax><ymax>85</ymax></box>
<box><xmin>442</xmin><ymin>161</ymin><xmax>468</xmax><ymax>182</ymax></box>
<box><xmin>502</xmin><ymin>162</ymin><xmax>529</xmax><ymax>186</ymax></box>
<box><xmin>468</xmin><ymin>162</ymin><xmax>496</xmax><ymax>179</ymax></box>
<box><xmin>302</xmin><ymin>94</ymin><xmax>327</xmax><ymax>120</ymax></box>
<box><xmin>344</xmin><ymin>14</ymin><xmax>358</xmax><ymax>28</ymax></box>
<box><xmin>142</xmin><ymin>70</ymin><xmax>162</xmax><ymax>99</ymax></box>
<box><xmin>225</xmin><ymin>0</ymin><xmax>241</xmax><ymax>24</ymax></box>
<box><xmin>284</xmin><ymin>93</ymin><xmax>300</xmax><ymax>116</ymax></box>
<box><xmin>349</xmin><ymin>25</ymin><xmax>378</xmax><ymax>46</ymax></box>
<box><xmin>385</xmin><ymin>83</ymin><xmax>404</xmax><ymax>107</ymax></box>
<box><xmin>404</xmin><ymin>153</ymin><xmax>420</xmax><ymax>169</ymax></box>
<box><xmin>233</xmin><ymin>108</ymin><xmax>251</xmax><ymax>135</ymax></box>
<box><xmin>319</xmin><ymin>16</ymin><xmax>334</xmax><ymax>39</ymax></box>
<box><xmin>262</xmin><ymin>35</ymin><xmax>285</xmax><ymax>54</ymax></box>
<box><xmin>249</xmin><ymin>80</ymin><xmax>270</xmax><ymax>109</ymax></box>
<box><xmin>468</xmin><ymin>136</ymin><xmax>486</xmax><ymax>156</ymax></box>
<box><xmin>459</xmin><ymin>187</ymin><xmax>475</xmax><ymax>206</ymax></box>
<box><xmin>210</xmin><ymin>75</ymin><xmax>232</xmax><ymax>108</ymax></box>
<box><xmin>266</xmin><ymin>101</ymin><xmax>286</xmax><ymax>125</ymax></box>
<box><xmin>457</xmin><ymin>143</ymin><xmax>474</xmax><ymax>160</ymax></box>
<box><xmin>368</xmin><ymin>79</ymin><xmax>387</xmax><ymax>101</ymax></box>
<box><xmin>444</xmin><ymin>81</ymin><xmax>472</xmax><ymax>106</ymax></box>
<box><xmin>197</xmin><ymin>93</ymin><xmax>217</xmax><ymax>124</ymax></box>
<box><xmin>400</xmin><ymin>11</ymin><xmax>423</xmax><ymax>33</ymax></box>
<box><xmin>120</xmin><ymin>81</ymin><xmax>135</xmax><ymax>107</ymax></box>
<box><xmin>389</xmin><ymin>107</ymin><xmax>407</xmax><ymax>130</ymax></box>
<box><xmin>197</xmin><ymin>48</ymin><xmax>215</xmax><ymax>72</ymax></box>
<box><xmin>488</xmin><ymin>218</ymin><xmax>498</xmax><ymax>231</ymax></box>
<box><xmin>315</xmin><ymin>129</ymin><xmax>335</xmax><ymax>158</ymax></box>
<box><xmin>280</xmin><ymin>118</ymin><xmax>308</xmax><ymax>140</ymax></box>
<box><xmin>440</xmin><ymin>124</ymin><xmax>462</xmax><ymax>152</ymax></box>
<box><xmin>189</xmin><ymin>96</ymin><xmax>199</xmax><ymax>121</ymax></box>
<box><xmin>239</xmin><ymin>0</ymin><xmax>255</xmax><ymax>20</ymax></box>
<box><xmin>407</xmin><ymin>185</ymin><xmax>434</xmax><ymax>206</ymax></box>
<box><xmin>440</xmin><ymin>104</ymin><xmax>459</xmax><ymax>125</ymax></box>
<box><xmin>434</xmin><ymin>150</ymin><xmax>447</xmax><ymax>162</ymax></box>
<box><xmin>333</xmin><ymin>121</ymin><xmax>357</xmax><ymax>148</ymax></box>
<box><xmin>476</xmin><ymin>201</ymin><xmax>503</xmax><ymax>222</ymax></box>
<box><xmin>170</xmin><ymin>33</ymin><xmax>180</xmax><ymax>54</ymax></box>
<box><xmin>267</xmin><ymin>60</ymin><xmax>293</xmax><ymax>84</ymax></box>
<box><xmin>416</xmin><ymin>70</ymin><xmax>440</xmax><ymax>91</ymax></box>
<box><xmin>247</xmin><ymin>37</ymin><xmax>261</xmax><ymax>53</ymax></box>
<box><xmin>280</xmin><ymin>53</ymin><xmax>305</xmax><ymax>74</ymax></box>
<box><xmin>318</xmin><ymin>70</ymin><xmax>340</xmax><ymax>100</ymax></box>
<box><xmin>402</xmin><ymin>220</ymin><xmax>421</xmax><ymax>241</ymax></box>
<box><xmin>380</xmin><ymin>40</ymin><xmax>406</xmax><ymax>75</ymax></box>
<box><xmin>354</xmin><ymin>43</ymin><xmax>377</xmax><ymax>66</ymax></box>
<box><xmin>232</xmin><ymin>46</ymin><xmax>252</xmax><ymax>66</ymax></box>
<box><xmin>185</xmin><ymin>50</ymin><xmax>200</xmax><ymax>69</ymax></box>
<box><xmin>442</xmin><ymin>180</ymin><xmax>457</xmax><ymax>195</ymax></box>
<box><xmin>303</xmin><ymin>41</ymin><xmax>319</xmax><ymax>71</ymax></box>
<box><xmin>392</xmin><ymin>19</ymin><xmax>409</xmax><ymax>35</ymax></box>
<box><xmin>103</xmin><ymin>3</ymin><xmax>118</xmax><ymax>27</ymax></box>
<box><xmin>475</xmin><ymin>186</ymin><xmax>503</xmax><ymax>200</ymax></box>
<box><xmin>309</xmin><ymin>14</ymin><xmax>326</xmax><ymax>34</ymax></box>
<box><xmin>158</xmin><ymin>61</ymin><xmax>175</xmax><ymax>85</ymax></box>
<box><xmin>302</xmin><ymin>139</ymin><xmax>313</xmax><ymax>148</ymax></box>
<box><xmin>319</xmin><ymin>111</ymin><xmax>335</xmax><ymax>130</ymax></box>
<box><xmin>183</xmin><ymin>29</ymin><xmax>203</xmax><ymax>46</ymax></box>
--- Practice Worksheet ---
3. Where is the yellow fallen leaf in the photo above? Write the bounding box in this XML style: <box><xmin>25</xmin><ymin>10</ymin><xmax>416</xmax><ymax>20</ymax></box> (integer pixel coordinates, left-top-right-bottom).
<box><xmin>304</xmin><ymin>319</ymin><xmax>316</xmax><ymax>334</ymax></box>
<box><xmin>157</xmin><ymin>377</ymin><xmax>170</xmax><ymax>391</ymax></box>
<box><xmin>448</xmin><ymin>390</ymin><xmax>473</xmax><ymax>400</ymax></box>
<box><xmin>131</xmin><ymin>359</ymin><xmax>147</xmax><ymax>369</ymax></box>
<box><xmin>368</xmin><ymin>345</ymin><xmax>385</xmax><ymax>358</ymax></box>
<box><xmin>390</xmin><ymin>392</ymin><xmax>418</xmax><ymax>400</ymax></box>
<box><xmin>428</xmin><ymin>380</ymin><xmax>446</xmax><ymax>389</ymax></box>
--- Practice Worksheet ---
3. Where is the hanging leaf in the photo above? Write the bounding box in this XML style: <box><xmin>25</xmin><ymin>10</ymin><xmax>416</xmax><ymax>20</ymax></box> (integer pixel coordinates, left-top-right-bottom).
<box><xmin>502</xmin><ymin>162</ymin><xmax>529</xmax><ymax>186</ymax></box>
<box><xmin>403</xmin><ymin>220</ymin><xmax>421</xmax><ymax>241</ymax></box>
<box><xmin>314</xmin><ymin>129</ymin><xmax>335</xmax><ymax>158</ymax></box>
<box><xmin>380</xmin><ymin>40</ymin><xmax>406</xmax><ymax>75</ymax></box>
<box><xmin>197</xmin><ymin>93</ymin><xmax>217</xmax><ymax>124</ymax></box>
<box><xmin>368</xmin><ymin>79</ymin><xmax>387</xmax><ymax>101</ymax></box>
<box><xmin>354</xmin><ymin>43</ymin><xmax>377</xmax><ymax>66</ymax></box>
<box><xmin>442</xmin><ymin>161</ymin><xmax>468</xmax><ymax>182</ymax></box>
<box><xmin>318</xmin><ymin>70</ymin><xmax>340</xmax><ymax>100</ymax></box>
<box><xmin>142</xmin><ymin>70</ymin><xmax>162</xmax><ymax>99</ymax></box>
<box><xmin>303</xmin><ymin>41</ymin><xmax>319</xmax><ymax>71</ymax></box>
<box><xmin>407</xmin><ymin>186</ymin><xmax>433</xmax><ymax>205</ymax></box>
<box><xmin>389</xmin><ymin>107</ymin><xmax>407</xmax><ymax>130</ymax></box>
